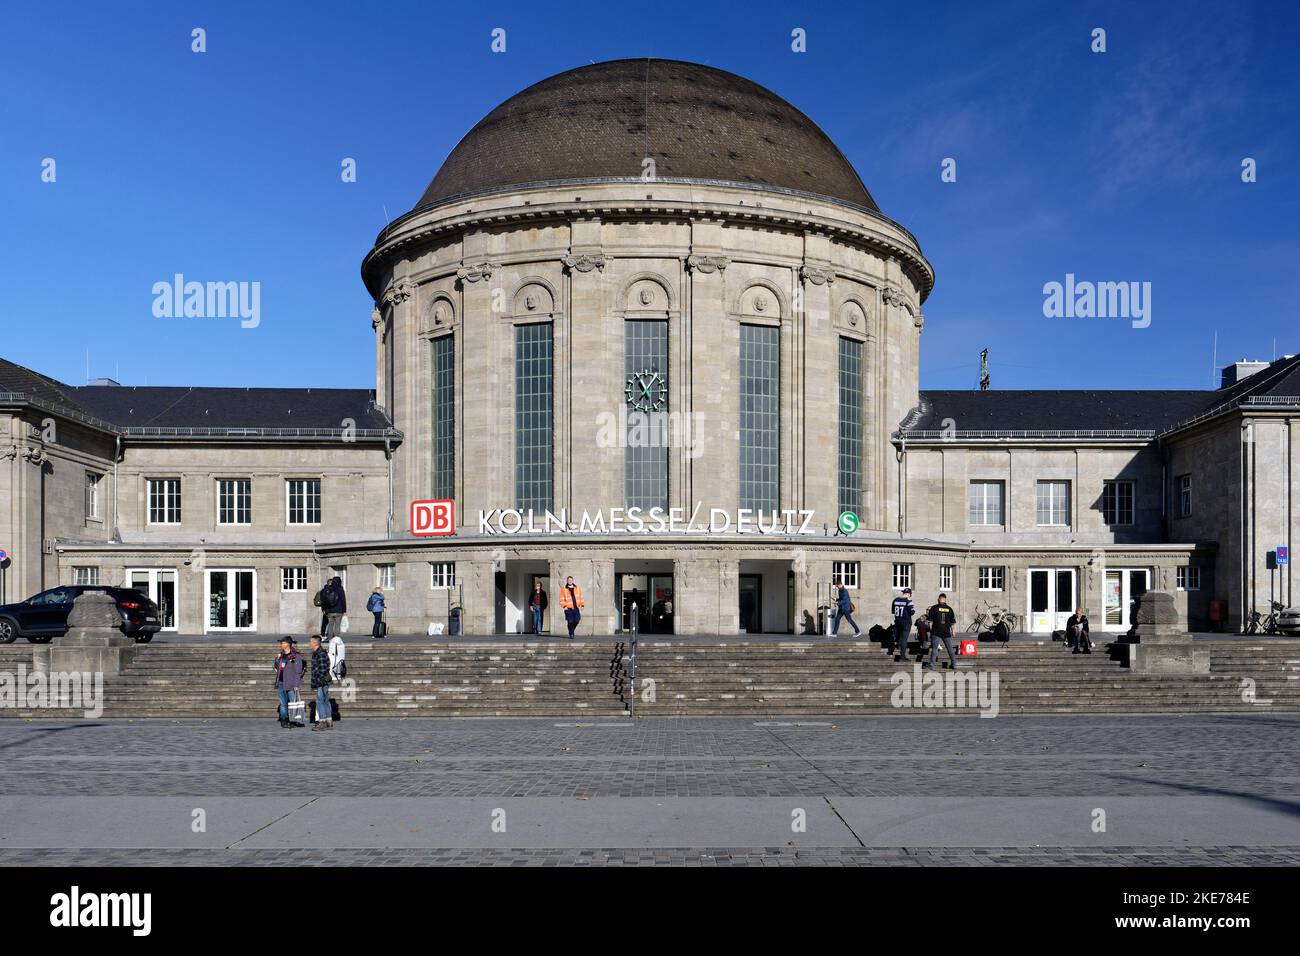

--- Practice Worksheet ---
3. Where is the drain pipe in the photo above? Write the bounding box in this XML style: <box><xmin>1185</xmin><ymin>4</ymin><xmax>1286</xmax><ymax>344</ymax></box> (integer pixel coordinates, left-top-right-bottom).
<box><xmin>384</xmin><ymin>432</ymin><xmax>394</xmax><ymax>539</ymax></box>
<box><xmin>895</xmin><ymin>436</ymin><xmax>906</xmax><ymax>535</ymax></box>
<box><xmin>112</xmin><ymin>434</ymin><xmax>123</xmax><ymax>542</ymax></box>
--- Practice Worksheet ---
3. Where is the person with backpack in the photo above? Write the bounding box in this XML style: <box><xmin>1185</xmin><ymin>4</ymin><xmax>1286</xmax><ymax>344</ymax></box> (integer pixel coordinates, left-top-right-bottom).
<box><xmin>273</xmin><ymin>636</ymin><xmax>305</xmax><ymax>729</ymax></box>
<box><xmin>558</xmin><ymin>576</ymin><xmax>584</xmax><ymax>638</ymax></box>
<box><xmin>321</xmin><ymin>575</ymin><xmax>347</xmax><ymax>639</ymax></box>
<box><xmin>308</xmin><ymin>634</ymin><xmax>333</xmax><ymax>731</ymax></box>
<box><xmin>831</xmin><ymin>582</ymin><xmax>860</xmax><ymax>636</ymax></box>
<box><xmin>528</xmin><ymin>581</ymin><xmax>548</xmax><ymax>637</ymax></box>
<box><xmin>366</xmin><ymin>587</ymin><xmax>386</xmax><ymax>639</ymax></box>
<box><xmin>890</xmin><ymin>587</ymin><xmax>916</xmax><ymax>661</ymax></box>
<box><xmin>925</xmin><ymin>593</ymin><xmax>958</xmax><ymax>670</ymax></box>
<box><xmin>313</xmin><ymin>577</ymin><xmax>330</xmax><ymax>634</ymax></box>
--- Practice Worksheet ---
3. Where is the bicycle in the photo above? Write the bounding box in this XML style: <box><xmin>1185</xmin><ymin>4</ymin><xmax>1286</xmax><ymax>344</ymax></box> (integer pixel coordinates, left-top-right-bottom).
<box><xmin>967</xmin><ymin>602</ymin><xmax>1017</xmax><ymax>641</ymax></box>
<box><xmin>1245</xmin><ymin>600</ymin><xmax>1285</xmax><ymax>635</ymax></box>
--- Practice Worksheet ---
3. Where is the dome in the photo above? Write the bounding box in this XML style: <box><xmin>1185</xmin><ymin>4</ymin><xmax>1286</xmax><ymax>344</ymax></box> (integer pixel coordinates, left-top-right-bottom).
<box><xmin>415</xmin><ymin>58</ymin><xmax>879</xmax><ymax>213</ymax></box>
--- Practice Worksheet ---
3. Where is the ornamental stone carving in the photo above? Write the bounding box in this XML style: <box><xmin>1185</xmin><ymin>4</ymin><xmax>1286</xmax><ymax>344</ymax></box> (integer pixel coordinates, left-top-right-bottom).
<box><xmin>381</xmin><ymin>278</ymin><xmax>413</xmax><ymax>308</ymax></box>
<box><xmin>881</xmin><ymin>286</ymin><xmax>906</xmax><ymax>307</ymax></box>
<box><xmin>687</xmin><ymin>254</ymin><xmax>729</xmax><ymax>274</ymax></box>
<box><xmin>370</xmin><ymin>306</ymin><xmax>382</xmax><ymax>330</ymax></box>
<box><xmin>562</xmin><ymin>253</ymin><xmax>605</xmax><ymax>273</ymax></box>
<box><xmin>457</xmin><ymin>262</ymin><xmax>498</xmax><ymax>283</ymax></box>
<box><xmin>914</xmin><ymin>310</ymin><xmax>925</xmax><ymax>332</ymax></box>
<box><xmin>800</xmin><ymin>264</ymin><xmax>835</xmax><ymax>286</ymax></box>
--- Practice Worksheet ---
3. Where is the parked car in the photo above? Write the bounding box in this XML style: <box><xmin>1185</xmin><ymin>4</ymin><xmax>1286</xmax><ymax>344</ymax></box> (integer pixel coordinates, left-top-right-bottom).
<box><xmin>1278</xmin><ymin>606</ymin><xmax>1300</xmax><ymax>637</ymax></box>
<box><xmin>0</xmin><ymin>586</ymin><xmax>161</xmax><ymax>644</ymax></box>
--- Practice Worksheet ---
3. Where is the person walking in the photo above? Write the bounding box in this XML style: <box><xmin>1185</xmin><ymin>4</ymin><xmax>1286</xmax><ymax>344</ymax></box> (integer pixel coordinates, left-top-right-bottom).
<box><xmin>1067</xmin><ymin>607</ymin><xmax>1092</xmax><ymax>654</ymax></box>
<box><xmin>366</xmin><ymin>587</ymin><xmax>386</xmax><ymax>639</ymax></box>
<box><xmin>890</xmin><ymin>587</ymin><xmax>916</xmax><ymax>661</ymax></box>
<box><xmin>321</xmin><ymin>575</ymin><xmax>347</xmax><ymax>639</ymax></box>
<box><xmin>308</xmin><ymin>635</ymin><xmax>333</xmax><ymax>730</ymax></box>
<box><xmin>528</xmin><ymin>581</ymin><xmax>548</xmax><ymax>637</ymax></box>
<box><xmin>558</xmin><ymin>576</ymin><xmax>584</xmax><ymax>638</ymax></box>
<box><xmin>925</xmin><ymin>593</ymin><xmax>958</xmax><ymax>670</ymax></box>
<box><xmin>831</xmin><ymin>581</ymin><xmax>861</xmax><ymax>636</ymax></box>
<box><xmin>273</xmin><ymin>636</ymin><xmax>305</xmax><ymax>728</ymax></box>
<box><xmin>314</xmin><ymin>577</ymin><xmax>330</xmax><ymax>635</ymax></box>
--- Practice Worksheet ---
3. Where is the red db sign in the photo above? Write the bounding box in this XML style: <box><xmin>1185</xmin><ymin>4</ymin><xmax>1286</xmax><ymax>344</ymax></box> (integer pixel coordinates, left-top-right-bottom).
<box><xmin>960</xmin><ymin>639</ymin><xmax>978</xmax><ymax>656</ymax></box>
<box><xmin>411</xmin><ymin>499</ymin><xmax>455</xmax><ymax>536</ymax></box>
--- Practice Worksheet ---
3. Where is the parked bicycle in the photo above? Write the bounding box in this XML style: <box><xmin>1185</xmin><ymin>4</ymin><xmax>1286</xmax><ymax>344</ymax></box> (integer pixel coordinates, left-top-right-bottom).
<box><xmin>967</xmin><ymin>601</ymin><xmax>1018</xmax><ymax>641</ymax></box>
<box><xmin>1245</xmin><ymin>600</ymin><xmax>1286</xmax><ymax>635</ymax></box>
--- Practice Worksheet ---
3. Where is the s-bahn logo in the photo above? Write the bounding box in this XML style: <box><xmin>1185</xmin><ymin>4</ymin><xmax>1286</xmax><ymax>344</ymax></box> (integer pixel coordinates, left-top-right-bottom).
<box><xmin>411</xmin><ymin>499</ymin><xmax>455</xmax><ymax>536</ymax></box>
<box><xmin>837</xmin><ymin>511</ymin><xmax>859</xmax><ymax>535</ymax></box>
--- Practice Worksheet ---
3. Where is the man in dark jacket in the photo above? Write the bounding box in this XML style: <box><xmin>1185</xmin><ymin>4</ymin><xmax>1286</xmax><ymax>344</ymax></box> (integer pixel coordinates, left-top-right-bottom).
<box><xmin>890</xmin><ymin>588</ymin><xmax>916</xmax><ymax>662</ymax></box>
<box><xmin>309</xmin><ymin>634</ymin><xmax>333</xmax><ymax>730</ymax></box>
<box><xmin>1066</xmin><ymin>607</ymin><xmax>1092</xmax><ymax>654</ymax></box>
<box><xmin>321</xmin><ymin>575</ymin><xmax>347</xmax><ymax>639</ymax></box>
<box><xmin>273</xmin><ymin>636</ymin><xmax>305</xmax><ymax>728</ymax></box>
<box><xmin>925</xmin><ymin>594</ymin><xmax>958</xmax><ymax>670</ymax></box>
<box><xmin>528</xmin><ymin>582</ymin><xmax>548</xmax><ymax>637</ymax></box>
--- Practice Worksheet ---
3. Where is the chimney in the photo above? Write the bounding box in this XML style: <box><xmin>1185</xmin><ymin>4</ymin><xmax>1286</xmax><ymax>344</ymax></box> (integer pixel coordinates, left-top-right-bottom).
<box><xmin>1219</xmin><ymin>360</ymin><xmax>1269</xmax><ymax>389</ymax></box>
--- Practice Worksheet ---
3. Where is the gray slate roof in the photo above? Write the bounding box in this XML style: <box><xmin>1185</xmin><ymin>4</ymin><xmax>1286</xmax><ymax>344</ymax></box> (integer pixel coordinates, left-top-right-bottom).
<box><xmin>416</xmin><ymin>58</ymin><xmax>879</xmax><ymax>213</ymax></box>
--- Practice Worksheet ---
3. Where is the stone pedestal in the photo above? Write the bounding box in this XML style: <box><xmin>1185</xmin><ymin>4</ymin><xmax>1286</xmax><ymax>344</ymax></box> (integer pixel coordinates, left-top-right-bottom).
<box><xmin>1126</xmin><ymin>590</ymin><xmax>1210</xmax><ymax>674</ymax></box>
<box><xmin>32</xmin><ymin>591</ymin><xmax>136</xmax><ymax>675</ymax></box>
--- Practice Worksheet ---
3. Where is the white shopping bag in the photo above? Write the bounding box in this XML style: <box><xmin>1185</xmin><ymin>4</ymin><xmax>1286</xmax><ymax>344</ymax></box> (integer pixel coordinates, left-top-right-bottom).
<box><xmin>340</xmin><ymin>615</ymin><xmax>350</xmax><ymax>634</ymax></box>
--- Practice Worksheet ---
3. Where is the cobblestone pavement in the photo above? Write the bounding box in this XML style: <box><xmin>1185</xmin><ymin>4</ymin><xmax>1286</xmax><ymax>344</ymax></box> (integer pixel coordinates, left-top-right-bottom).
<box><xmin>0</xmin><ymin>714</ymin><xmax>1297</xmax><ymax>865</ymax></box>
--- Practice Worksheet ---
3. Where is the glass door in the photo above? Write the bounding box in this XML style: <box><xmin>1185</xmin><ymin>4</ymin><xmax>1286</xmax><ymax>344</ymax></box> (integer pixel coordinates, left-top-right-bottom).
<box><xmin>1104</xmin><ymin>568</ymin><xmax>1150</xmax><ymax>631</ymax></box>
<box><xmin>1027</xmin><ymin>568</ymin><xmax>1075</xmax><ymax>632</ymax></box>
<box><xmin>127</xmin><ymin>569</ymin><xmax>178</xmax><ymax>630</ymax></box>
<box><xmin>648</xmin><ymin>574</ymin><xmax>674</xmax><ymax>634</ymax></box>
<box><xmin>739</xmin><ymin>574</ymin><xmax>762</xmax><ymax>634</ymax></box>
<box><xmin>206</xmin><ymin>569</ymin><xmax>257</xmax><ymax>632</ymax></box>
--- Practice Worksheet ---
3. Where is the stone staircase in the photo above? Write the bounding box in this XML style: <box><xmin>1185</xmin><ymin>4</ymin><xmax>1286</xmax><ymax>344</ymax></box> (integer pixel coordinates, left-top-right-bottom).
<box><xmin>0</xmin><ymin>637</ymin><xmax>1296</xmax><ymax>718</ymax></box>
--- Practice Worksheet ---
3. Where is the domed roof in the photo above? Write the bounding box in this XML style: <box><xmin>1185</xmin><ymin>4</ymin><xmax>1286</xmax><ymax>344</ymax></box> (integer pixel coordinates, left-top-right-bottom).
<box><xmin>416</xmin><ymin>58</ymin><xmax>879</xmax><ymax>213</ymax></box>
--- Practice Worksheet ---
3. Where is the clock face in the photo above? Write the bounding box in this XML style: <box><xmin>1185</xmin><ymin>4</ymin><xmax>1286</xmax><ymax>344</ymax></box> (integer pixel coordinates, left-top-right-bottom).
<box><xmin>625</xmin><ymin>367</ymin><xmax>668</xmax><ymax>412</ymax></box>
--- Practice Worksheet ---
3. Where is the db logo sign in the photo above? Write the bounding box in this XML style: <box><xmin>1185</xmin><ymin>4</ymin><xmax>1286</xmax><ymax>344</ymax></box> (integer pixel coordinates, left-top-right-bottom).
<box><xmin>410</xmin><ymin>499</ymin><xmax>455</xmax><ymax>537</ymax></box>
<box><xmin>959</xmin><ymin>639</ymin><xmax>978</xmax><ymax>656</ymax></box>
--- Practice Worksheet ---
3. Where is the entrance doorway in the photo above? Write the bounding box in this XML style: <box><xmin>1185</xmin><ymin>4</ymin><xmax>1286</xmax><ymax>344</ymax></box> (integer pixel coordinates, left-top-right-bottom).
<box><xmin>739</xmin><ymin>575</ymin><xmax>762</xmax><ymax>633</ymax></box>
<box><xmin>1104</xmin><ymin>568</ymin><xmax>1150</xmax><ymax>632</ymax></box>
<box><xmin>127</xmin><ymin>568</ymin><xmax>178</xmax><ymax>630</ymax></box>
<box><xmin>205</xmin><ymin>569</ymin><xmax>256</xmax><ymax>631</ymax></box>
<box><xmin>615</xmin><ymin>570</ymin><xmax>674</xmax><ymax>634</ymax></box>
<box><xmin>1027</xmin><ymin>568</ymin><xmax>1076</xmax><ymax>633</ymax></box>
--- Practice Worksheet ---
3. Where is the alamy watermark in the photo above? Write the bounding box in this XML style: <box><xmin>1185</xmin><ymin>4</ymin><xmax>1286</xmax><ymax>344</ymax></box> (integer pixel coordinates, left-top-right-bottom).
<box><xmin>152</xmin><ymin>273</ymin><xmax>260</xmax><ymax>328</ymax></box>
<box><xmin>1</xmin><ymin>665</ymin><xmax>103</xmax><ymax>719</ymax></box>
<box><xmin>1042</xmin><ymin>273</ymin><xmax>1151</xmax><ymax>329</ymax></box>
<box><xmin>889</xmin><ymin>664</ymin><xmax>1000</xmax><ymax>718</ymax></box>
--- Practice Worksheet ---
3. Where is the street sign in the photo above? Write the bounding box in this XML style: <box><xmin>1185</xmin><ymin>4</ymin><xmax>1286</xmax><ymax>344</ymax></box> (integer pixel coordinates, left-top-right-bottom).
<box><xmin>0</xmin><ymin>548</ymin><xmax>8</xmax><ymax>563</ymax></box>
<box><xmin>1278</xmin><ymin>546</ymin><xmax>1290</xmax><ymax>566</ymax></box>
<box><xmin>837</xmin><ymin>511</ymin><xmax>859</xmax><ymax>535</ymax></box>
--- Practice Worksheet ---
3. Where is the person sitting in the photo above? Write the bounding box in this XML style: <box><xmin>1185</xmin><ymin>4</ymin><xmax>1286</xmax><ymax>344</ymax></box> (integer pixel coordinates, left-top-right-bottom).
<box><xmin>1066</xmin><ymin>607</ymin><xmax>1092</xmax><ymax>654</ymax></box>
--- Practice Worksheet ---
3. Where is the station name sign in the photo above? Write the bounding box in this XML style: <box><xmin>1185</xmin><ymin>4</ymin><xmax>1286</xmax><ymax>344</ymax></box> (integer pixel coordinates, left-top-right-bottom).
<box><xmin>476</xmin><ymin>506</ymin><xmax>819</xmax><ymax>536</ymax></box>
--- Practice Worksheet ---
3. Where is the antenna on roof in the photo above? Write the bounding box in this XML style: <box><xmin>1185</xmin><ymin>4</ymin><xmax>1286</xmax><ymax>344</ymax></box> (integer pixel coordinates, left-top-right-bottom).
<box><xmin>1211</xmin><ymin>331</ymin><xmax>1218</xmax><ymax>387</ymax></box>
<box><xmin>979</xmin><ymin>349</ymin><xmax>990</xmax><ymax>391</ymax></box>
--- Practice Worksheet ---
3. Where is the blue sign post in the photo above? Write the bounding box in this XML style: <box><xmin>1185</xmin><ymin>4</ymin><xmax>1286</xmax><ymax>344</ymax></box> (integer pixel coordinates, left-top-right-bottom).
<box><xmin>1278</xmin><ymin>546</ymin><xmax>1289</xmax><ymax>566</ymax></box>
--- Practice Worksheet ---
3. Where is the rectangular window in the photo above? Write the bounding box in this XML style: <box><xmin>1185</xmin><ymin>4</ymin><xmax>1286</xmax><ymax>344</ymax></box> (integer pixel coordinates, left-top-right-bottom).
<box><xmin>147</xmin><ymin>478</ymin><xmax>182</xmax><ymax>524</ymax></box>
<box><xmin>286</xmin><ymin>479</ymin><xmax>321</xmax><ymax>525</ymax></box>
<box><xmin>1101</xmin><ymin>480</ymin><xmax>1135</xmax><ymax>526</ymax></box>
<box><xmin>1035</xmin><ymin>480</ymin><xmax>1071</xmax><ymax>526</ymax></box>
<box><xmin>281</xmin><ymin>567</ymin><xmax>307</xmax><ymax>592</ymax></box>
<box><xmin>624</xmin><ymin>320</ymin><xmax>669</xmax><ymax>511</ymax></box>
<box><xmin>939</xmin><ymin>565</ymin><xmax>955</xmax><ymax>592</ymax></box>
<box><xmin>892</xmin><ymin>563</ymin><xmax>912</xmax><ymax>591</ymax></box>
<box><xmin>978</xmin><ymin>566</ymin><xmax>1005</xmax><ymax>591</ymax></box>
<box><xmin>837</xmin><ymin>337</ymin><xmax>863</xmax><ymax>520</ymax></box>
<box><xmin>430</xmin><ymin>562</ymin><xmax>456</xmax><ymax>589</ymax></box>
<box><xmin>217</xmin><ymin>478</ymin><xmax>251</xmax><ymax>525</ymax></box>
<box><xmin>831</xmin><ymin>561</ymin><xmax>859</xmax><ymax>589</ymax></box>
<box><xmin>376</xmin><ymin>564</ymin><xmax>396</xmax><ymax>590</ymax></box>
<box><xmin>73</xmin><ymin>566</ymin><xmax>99</xmax><ymax>586</ymax></box>
<box><xmin>85</xmin><ymin>473</ymin><xmax>102</xmax><ymax>521</ymax></box>
<box><xmin>1177</xmin><ymin>474</ymin><xmax>1192</xmax><ymax>518</ymax></box>
<box><xmin>515</xmin><ymin>323</ymin><xmax>553</xmax><ymax>513</ymax></box>
<box><xmin>739</xmin><ymin>323</ymin><xmax>780</xmax><ymax>512</ymax></box>
<box><xmin>968</xmin><ymin>481</ymin><xmax>1005</xmax><ymax>526</ymax></box>
<box><xmin>1177</xmin><ymin>566</ymin><xmax>1201</xmax><ymax>591</ymax></box>
<box><xmin>431</xmin><ymin>334</ymin><xmax>456</xmax><ymax>500</ymax></box>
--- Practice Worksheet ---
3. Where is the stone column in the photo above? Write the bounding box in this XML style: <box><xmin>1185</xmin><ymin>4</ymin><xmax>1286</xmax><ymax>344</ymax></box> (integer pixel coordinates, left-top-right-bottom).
<box><xmin>1127</xmin><ymin>590</ymin><xmax>1210</xmax><ymax>673</ymax></box>
<box><xmin>799</xmin><ymin>255</ymin><xmax>837</xmax><ymax>527</ymax></box>
<box><xmin>32</xmin><ymin>590</ymin><xmax>135</xmax><ymax>676</ymax></box>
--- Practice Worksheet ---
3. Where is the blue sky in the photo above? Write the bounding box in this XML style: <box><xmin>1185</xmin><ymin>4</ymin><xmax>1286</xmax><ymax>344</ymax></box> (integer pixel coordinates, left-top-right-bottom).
<box><xmin>2</xmin><ymin>0</ymin><xmax>1297</xmax><ymax>391</ymax></box>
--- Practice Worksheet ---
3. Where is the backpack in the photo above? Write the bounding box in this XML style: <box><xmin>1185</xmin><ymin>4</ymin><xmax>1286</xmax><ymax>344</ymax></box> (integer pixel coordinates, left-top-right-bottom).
<box><xmin>321</xmin><ymin>585</ymin><xmax>339</xmax><ymax>610</ymax></box>
<box><xmin>312</xmin><ymin>590</ymin><xmax>322</xmax><ymax>608</ymax></box>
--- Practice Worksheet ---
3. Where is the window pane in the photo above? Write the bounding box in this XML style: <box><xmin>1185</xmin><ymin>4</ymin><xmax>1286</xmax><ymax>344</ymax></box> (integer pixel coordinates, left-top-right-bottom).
<box><xmin>431</xmin><ymin>335</ymin><xmax>455</xmax><ymax>500</ymax></box>
<box><xmin>515</xmin><ymin>323</ymin><xmax>553</xmax><ymax>513</ymax></box>
<box><xmin>739</xmin><ymin>324</ymin><xmax>779</xmax><ymax>512</ymax></box>
<box><xmin>625</xmin><ymin>320</ymin><xmax>669</xmax><ymax>511</ymax></box>
<box><xmin>837</xmin><ymin>338</ymin><xmax>862</xmax><ymax>518</ymax></box>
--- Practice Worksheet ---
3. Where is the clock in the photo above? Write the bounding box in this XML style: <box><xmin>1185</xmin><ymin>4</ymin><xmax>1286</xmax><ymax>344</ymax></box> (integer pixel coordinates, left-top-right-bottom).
<box><xmin>625</xmin><ymin>367</ymin><xmax>668</xmax><ymax>412</ymax></box>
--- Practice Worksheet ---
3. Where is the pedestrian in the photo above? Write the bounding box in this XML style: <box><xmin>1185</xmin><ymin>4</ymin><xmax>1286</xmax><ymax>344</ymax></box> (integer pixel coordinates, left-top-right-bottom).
<box><xmin>890</xmin><ymin>587</ymin><xmax>916</xmax><ymax>661</ymax></box>
<box><xmin>308</xmin><ymin>635</ymin><xmax>333</xmax><ymax>730</ymax></box>
<box><xmin>528</xmin><ymin>581</ymin><xmax>548</xmax><ymax>637</ymax></box>
<box><xmin>558</xmin><ymin>576</ymin><xmax>584</xmax><ymax>638</ymax></box>
<box><xmin>831</xmin><ymin>581</ymin><xmax>861</xmax><ymax>636</ymax></box>
<box><xmin>273</xmin><ymin>636</ymin><xmax>305</xmax><ymax>729</ymax></box>
<box><xmin>321</xmin><ymin>575</ymin><xmax>347</xmax><ymax>638</ymax></box>
<box><xmin>1067</xmin><ymin>607</ymin><xmax>1092</xmax><ymax>654</ymax></box>
<box><xmin>925</xmin><ymin>593</ymin><xmax>958</xmax><ymax>670</ymax></box>
<box><xmin>314</xmin><ymin>578</ymin><xmax>330</xmax><ymax>635</ymax></box>
<box><xmin>366</xmin><ymin>586</ymin><xmax>386</xmax><ymax>639</ymax></box>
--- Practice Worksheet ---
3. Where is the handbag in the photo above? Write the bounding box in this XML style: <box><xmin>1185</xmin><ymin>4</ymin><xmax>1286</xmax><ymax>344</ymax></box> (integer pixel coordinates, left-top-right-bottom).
<box><xmin>340</xmin><ymin>615</ymin><xmax>350</xmax><ymax>634</ymax></box>
<box><xmin>287</xmin><ymin>692</ymin><xmax>306</xmax><ymax>725</ymax></box>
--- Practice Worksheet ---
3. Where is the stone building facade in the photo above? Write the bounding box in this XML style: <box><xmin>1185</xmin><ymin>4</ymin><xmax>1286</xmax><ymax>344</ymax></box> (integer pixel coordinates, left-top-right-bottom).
<box><xmin>1</xmin><ymin>59</ymin><xmax>1295</xmax><ymax>639</ymax></box>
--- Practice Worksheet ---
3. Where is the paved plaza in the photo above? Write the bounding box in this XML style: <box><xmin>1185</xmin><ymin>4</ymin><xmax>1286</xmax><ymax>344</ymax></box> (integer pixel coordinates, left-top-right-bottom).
<box><xmin>0</xmin><ymin>714</ymin><xmax>1297</xmax><ymax>866</ymax></box>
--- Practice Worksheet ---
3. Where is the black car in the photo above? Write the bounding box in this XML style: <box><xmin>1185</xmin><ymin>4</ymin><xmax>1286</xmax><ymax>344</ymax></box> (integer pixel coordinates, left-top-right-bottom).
<box><xmin>0</xmin><ymin>585</ymin><xmax>161</xmax><ymax>644</ymax></box>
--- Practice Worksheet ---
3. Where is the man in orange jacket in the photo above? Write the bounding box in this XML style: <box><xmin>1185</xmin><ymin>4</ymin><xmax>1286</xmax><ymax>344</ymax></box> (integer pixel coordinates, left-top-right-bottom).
<box><xmin>558</xmin><ymin>575</ymin><xmax>585</xmax><ymax>638</ymax></box>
